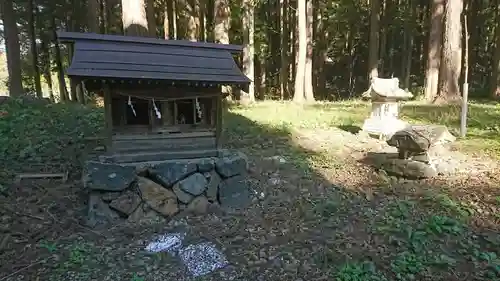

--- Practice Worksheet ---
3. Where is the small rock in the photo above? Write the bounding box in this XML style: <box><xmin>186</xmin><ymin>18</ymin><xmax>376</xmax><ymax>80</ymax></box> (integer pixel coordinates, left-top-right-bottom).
<box><xmin>197</xmin><ymin>159</ymin><xmax>215</xmax><ymax>173</ymax></box>
<box><xmin>137</xmin><ymin>177</ymin><xmax>179</xmax><ymax>217</ymax></box>
<box><xmin>186</xmin><ymin>196</ymin><xmax>210</xmax><ymax>214</ymax></box>
<box><xmin>150</xmin><ymin>162</ymin><xmax>197</xmax><ymax>187</ymax></box>
<box><xmin>172</xmin><ymin>184</ymin><xmax>194</xmax><ymax>204</ymax></box>
<box><xmin>177</xmin><ymin>173</ymin><xmax>208</xmax><ymax>196</ymax></box>
<box><xmin>206</xmin><ymin>171</ymin><xmax>221</xmax><ymax>202</ymax></box>
<box><xmin>83</xmin><ymin>161</ymin><xmax>136</xmax><ymax>192</ymax></box>
<box><xmin>215</xmin><ymin>151</ymin><xmax>249</xmax><ymax>178</ymax></box>
<box><xmin>203</xmin><ymin>172</ymin><xmax>212</xmax><ymax>179</ymax></box>
<box><xmin>218</xmin><ymin>175</ymin><xmax>252</xmax><ymax>209</ymax></box>
<box><xmin>109</xmin><ymin>190</ymin><xmax>141</xmax><ymax>216</ymax></box>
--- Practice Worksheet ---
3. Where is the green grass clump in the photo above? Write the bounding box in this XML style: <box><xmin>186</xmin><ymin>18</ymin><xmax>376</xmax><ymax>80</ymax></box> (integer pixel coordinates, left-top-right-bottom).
<box><xmin>0</xmin><ymin>97</ymin><xmax>104</xmax><ymax>181</ymax></box>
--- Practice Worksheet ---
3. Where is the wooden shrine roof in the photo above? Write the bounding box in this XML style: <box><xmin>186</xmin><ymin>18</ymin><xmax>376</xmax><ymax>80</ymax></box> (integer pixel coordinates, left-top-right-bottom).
<box><xmin>56</xmin><ymin>32</ymin><xmax>251</xmax><ymax>87</ymax></box>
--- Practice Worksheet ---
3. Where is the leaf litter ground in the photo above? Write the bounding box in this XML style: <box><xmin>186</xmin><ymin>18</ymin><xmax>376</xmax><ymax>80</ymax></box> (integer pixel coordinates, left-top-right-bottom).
<box><xmin>1</xmin><ymin>99</ymin><xmax>500</xmax><ymax>281</ymax></box>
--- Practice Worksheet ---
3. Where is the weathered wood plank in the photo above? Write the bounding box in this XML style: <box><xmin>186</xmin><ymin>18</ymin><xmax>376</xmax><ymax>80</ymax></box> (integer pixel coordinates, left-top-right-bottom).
<box><xmin>112</xmin><ymin>131</ymin><xmax>215</xmax><ymax>141</ymax></box>
<box><xmin>103</xmin><ymin>149</ymin><xmax>219</xmax><ymax>163</ymax></box>
<box><xmin>103</xmin><ymin>84</ymin><xmax>113</xmax><ymax>150</ymax></box>
<box><xmin>112</xmin><ymin>136</ymin><xmax>216</xmax><ymax>152</ymax></box>
<box><xmin>215</xmin><ymin>95</ymin><xmax>223</xmax><ymax>152</ymax></box>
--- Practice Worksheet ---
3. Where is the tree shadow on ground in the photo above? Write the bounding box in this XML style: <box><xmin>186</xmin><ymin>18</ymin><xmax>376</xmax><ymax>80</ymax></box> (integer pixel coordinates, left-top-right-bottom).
<box><xmin>222</xmin><ymin>108</ymin><xmax>500</xmax><ymax>280</ymax></box>
<box><xmin>1</xmin><ymin>100</ymin><xmax>500</xmax><ymax>280</ymax></box>
<box><xmin>337</xmin><ymin>124</ymin><xmax>362</xmax><ymax>134</ymax></box>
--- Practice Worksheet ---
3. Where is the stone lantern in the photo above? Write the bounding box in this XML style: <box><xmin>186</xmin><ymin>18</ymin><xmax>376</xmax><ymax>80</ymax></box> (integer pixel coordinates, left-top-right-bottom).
<box><xmin>361</xmin><ymin>77</ymin><xmax>413</xmax><ymax>139</ymax></box>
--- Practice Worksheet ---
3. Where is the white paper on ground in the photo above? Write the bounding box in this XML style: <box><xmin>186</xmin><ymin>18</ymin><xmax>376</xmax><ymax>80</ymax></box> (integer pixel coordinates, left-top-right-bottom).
<box><xmin>178</xmin><ymin>242</ymin><xmax>229</xmax><ymax>277</ymax></box>
<box><xmin>145</xmin><ymin>232</ymin><xmax>186</xmax><ymax>254</ymax></box>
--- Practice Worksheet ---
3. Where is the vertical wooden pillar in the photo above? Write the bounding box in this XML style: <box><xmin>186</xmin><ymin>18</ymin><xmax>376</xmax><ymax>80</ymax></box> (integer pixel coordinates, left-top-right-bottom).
<box><xmin>215</xmin><ymin>94</ymin><xmax>223</xmax><ymax>157</ymax></box>
<box><xmin>103</xmin><ymin>84</ymin><xmax>113</xmax><ymax>150</ymax></box>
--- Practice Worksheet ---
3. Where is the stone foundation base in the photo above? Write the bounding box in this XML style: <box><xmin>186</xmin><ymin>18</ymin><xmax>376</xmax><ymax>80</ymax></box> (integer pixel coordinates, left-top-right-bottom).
<box><xmin>364</xmin><ymin>125</ymin><xmax>456</xmax><ymax>179</ymax></box>
<box><xmin>83</xmin><ymin>150</ymin><xmax>252</xmax><ymax>228</ymax></box>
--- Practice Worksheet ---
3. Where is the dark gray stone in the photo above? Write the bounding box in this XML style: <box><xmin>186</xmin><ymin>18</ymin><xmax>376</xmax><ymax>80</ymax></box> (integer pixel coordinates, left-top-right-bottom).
<box><xmin>150</xmin><ymin>162</ymin><xmax>197</xmax><ymax>187</ymax></box>
<box><xmin>215</xmin><ymin>151</ymin><xmax>248</xmax><ymax>178</ymax></box>
<box><xmin>387</xmin><ymin>125</ymin><xmax>455</xmax><ymax>153</ymax></box>
<box><xmin>173</xmin><ymin>184</ymin><xmax>194</xmax><ymax>204</ymax></box>
<box><xmin>177</xmin><ymin>173</ymin><xmax>207</xmax><ymax>196</ymax></box>
<box><xmin>218</xmin><ymin>176</ymin><xmax>252</xmax><ymax>209</ymax></box>
<box><xmin>197</xmin><ymin>159</ymin><xmax>215</xmax><ymax>173</ymax></box>
<box><xmin>86</xmin><ymin>193</ymin><xmax>120</xmax><ymax>228</ymax></box>
<box><xmin>83</xmin><ymin>161</ymin><xmax>136</xmax><ymax>192</ymax></box>
<box><xmin>206</xmin><ymin>171</ymin><xmax>221</xmax><ymax>202</ymax></box>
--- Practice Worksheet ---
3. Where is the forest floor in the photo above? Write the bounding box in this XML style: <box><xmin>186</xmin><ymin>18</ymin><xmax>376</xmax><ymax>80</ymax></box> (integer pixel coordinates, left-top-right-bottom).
<box><xmin>1</xmin><ymin>98</ymin><xmax>500</xmax><ymax>281</ymax></box>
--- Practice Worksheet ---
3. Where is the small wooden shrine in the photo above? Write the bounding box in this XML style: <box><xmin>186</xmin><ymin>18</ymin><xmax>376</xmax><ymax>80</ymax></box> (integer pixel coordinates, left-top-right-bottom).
<box><xmin>361</xmin><ymin>77</ymin><xmax>413</xmax><ymax>139</ymax></box>
<box><xmin>57</xmin><ymin>32</ymin><xmax>250</xmax><ymax>163</ymax></box>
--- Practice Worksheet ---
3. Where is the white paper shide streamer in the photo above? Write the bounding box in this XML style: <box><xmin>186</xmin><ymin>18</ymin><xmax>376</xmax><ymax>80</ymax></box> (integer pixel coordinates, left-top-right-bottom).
<box><xmin>195</xmin><ymin>98</ymin><xmax>202</xmax><ymax>119</ymax></box>
<box><xmin>152</xmin><ymin>98</ymin><xmax>162</xmax><ymax>119</ymax></box>
<box><xmin>127</xmin><ymin>96</ymin><xmax>136</xmax><ymax>116</ymax></box>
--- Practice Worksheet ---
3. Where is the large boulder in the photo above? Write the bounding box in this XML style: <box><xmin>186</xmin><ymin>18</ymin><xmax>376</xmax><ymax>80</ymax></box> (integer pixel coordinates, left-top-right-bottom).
<box><xmin>387</xmin><ymin>125</ymin><xmax>455</xmax><ymax>153</ymax></box>
<box><xmin>150</xmin><ymin>162</ymin><xmax>197</xmax><ymax>187</ymax></box>
<box><xmin>137</xmin><ymin>176</ymin><xmax>179</xmax><ymax>217</ymax></box>
<box><xmin>215</xmin><ymin>151</ymin><xmax>248</xmax><ymax>178</ymax></box>
<box><xmin>177</xmin><ymin>173</ymin><xmax>208</xmax><ymax>196</ymax></box>
<box><xmin>205</xmin><ymin>171</ymin><xmax>221</xmax><ymax>202</ymax></box>
<box><xmin>172</xmin><ymin>184</ymin><xmax>194</xmax><ymax>204</ymax></box>
<box><xmin>83</xmin><ymin>161</ymin><xmax>136</xmax><ymax>192</ymax></box>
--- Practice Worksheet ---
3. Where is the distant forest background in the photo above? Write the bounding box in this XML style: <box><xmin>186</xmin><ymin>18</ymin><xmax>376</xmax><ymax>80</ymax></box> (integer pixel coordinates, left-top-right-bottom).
<box><xmin>0</xmin><ymin>0</ymin><xmax>499</xmax><ymax>103</ymax></box>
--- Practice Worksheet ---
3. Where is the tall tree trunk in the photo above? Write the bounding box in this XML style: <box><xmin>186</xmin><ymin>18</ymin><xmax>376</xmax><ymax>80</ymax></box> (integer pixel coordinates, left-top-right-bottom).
<box><xmin>200</xmin><ymin>0</ymin><xmax>206</xmax><ymax>41</ymax></box>
<box><xmin>303</xmin><ymin>0</ymin><xmax>314</xmax><ymax>101</ymax></box>
<box><xmin>187</xmin><ymin>0</ymin><xmax>200</xmax><ymax>41</ymax></box>
<box><xmin>28</xmin><ymin>0</ymin><xmax>42</xmax><ymax>98</ymax></box>
<box><xmin>121</xmin><ymin>0</ymin><xmax>150</xmax><ymax>36</ymax></box>
<box><xmin>436</xmin><ymin>0</ymin><xmax>463</xmax><ymax>103</ymax></box>
<box><xmin>88</xmin><ymin>0</ymin><xmax>100</xmax><ymax>32</ymax></box>
<box><xmin>40</xmin><ymin>38</ymin><xmax>54</xmax><ymax>101</ymax></box>
<box><xmin>146</xmin><ymin>0</ymin><xmax>157</xmax><ymax>37</ymax></box>
<box><xmin>279</xmin><ymin>0</ymin><xmax>288</xmax><ymax>100</ymax></box>
<box><xmin>164</xmin><ymin>0</ymin><xmax>170</xmax><ymax>38</ymax></box>
<box><xmin>401</xmin><ymin>0</ymin><xmax>415</xmax><ymax>89</ymax></box>
<box><xmin>214</xmin><ymin>0</ymin><xmax>231</xmax><ymax>98</ymax></box>
<box><xmin>313</xmin><ymin>0</ymin><xmax>327</xmax><ymax>98</ymax></box>
<box><xmin>165</xmin><ymin>0</ymin><xmax>177</xmax><ymax>39</ymax></box>
<box><xmin>368</xmin><ymin>0</ymin><xmax>381</xmax><ymax>80</ymax></box>
<box><xmin>424</xmin><ymin>0</ymin><xmax>444</xmax><ymax>102</ymax></box>
<box><xmin>289</xmin><ymin>0</ymin><xmax>296</xmax><ymax>95</ymax></box>
<box><xmin>213</xmin><ymin>0</ymin><xmax>230</xmax><ymax>44</ymax></box>
<box><xmin>378</xmin><ymin>0</ymin><xmax>387</xmax><ymax>76</ymax></box>
<box><xmin>1</xmin><ymin>0</ymin><xmax>24</xmax><ymax>96</ymax></box>
<box><xmin>490</xmin><ymin>0</ymin><xmax>500</xmax><ymax>99</ymax></box>
<box><xmin>100</xmin><ymin>0</ymin><xmax>107</xmax><ymax>33</ymax></box>
<box><xmin>52</xmin><ymin>17</ymin><xmax>69</xmax><ymax>102</ymax></box>
<box><xmin>293</xmin><ymin>0</ymin><xmax>307</xmax><ymax>103</ymax></box>
<box><xmin>241</xmin><ymin>0</ymin><xmax>255</xmax><ymax>103</ymax></box>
